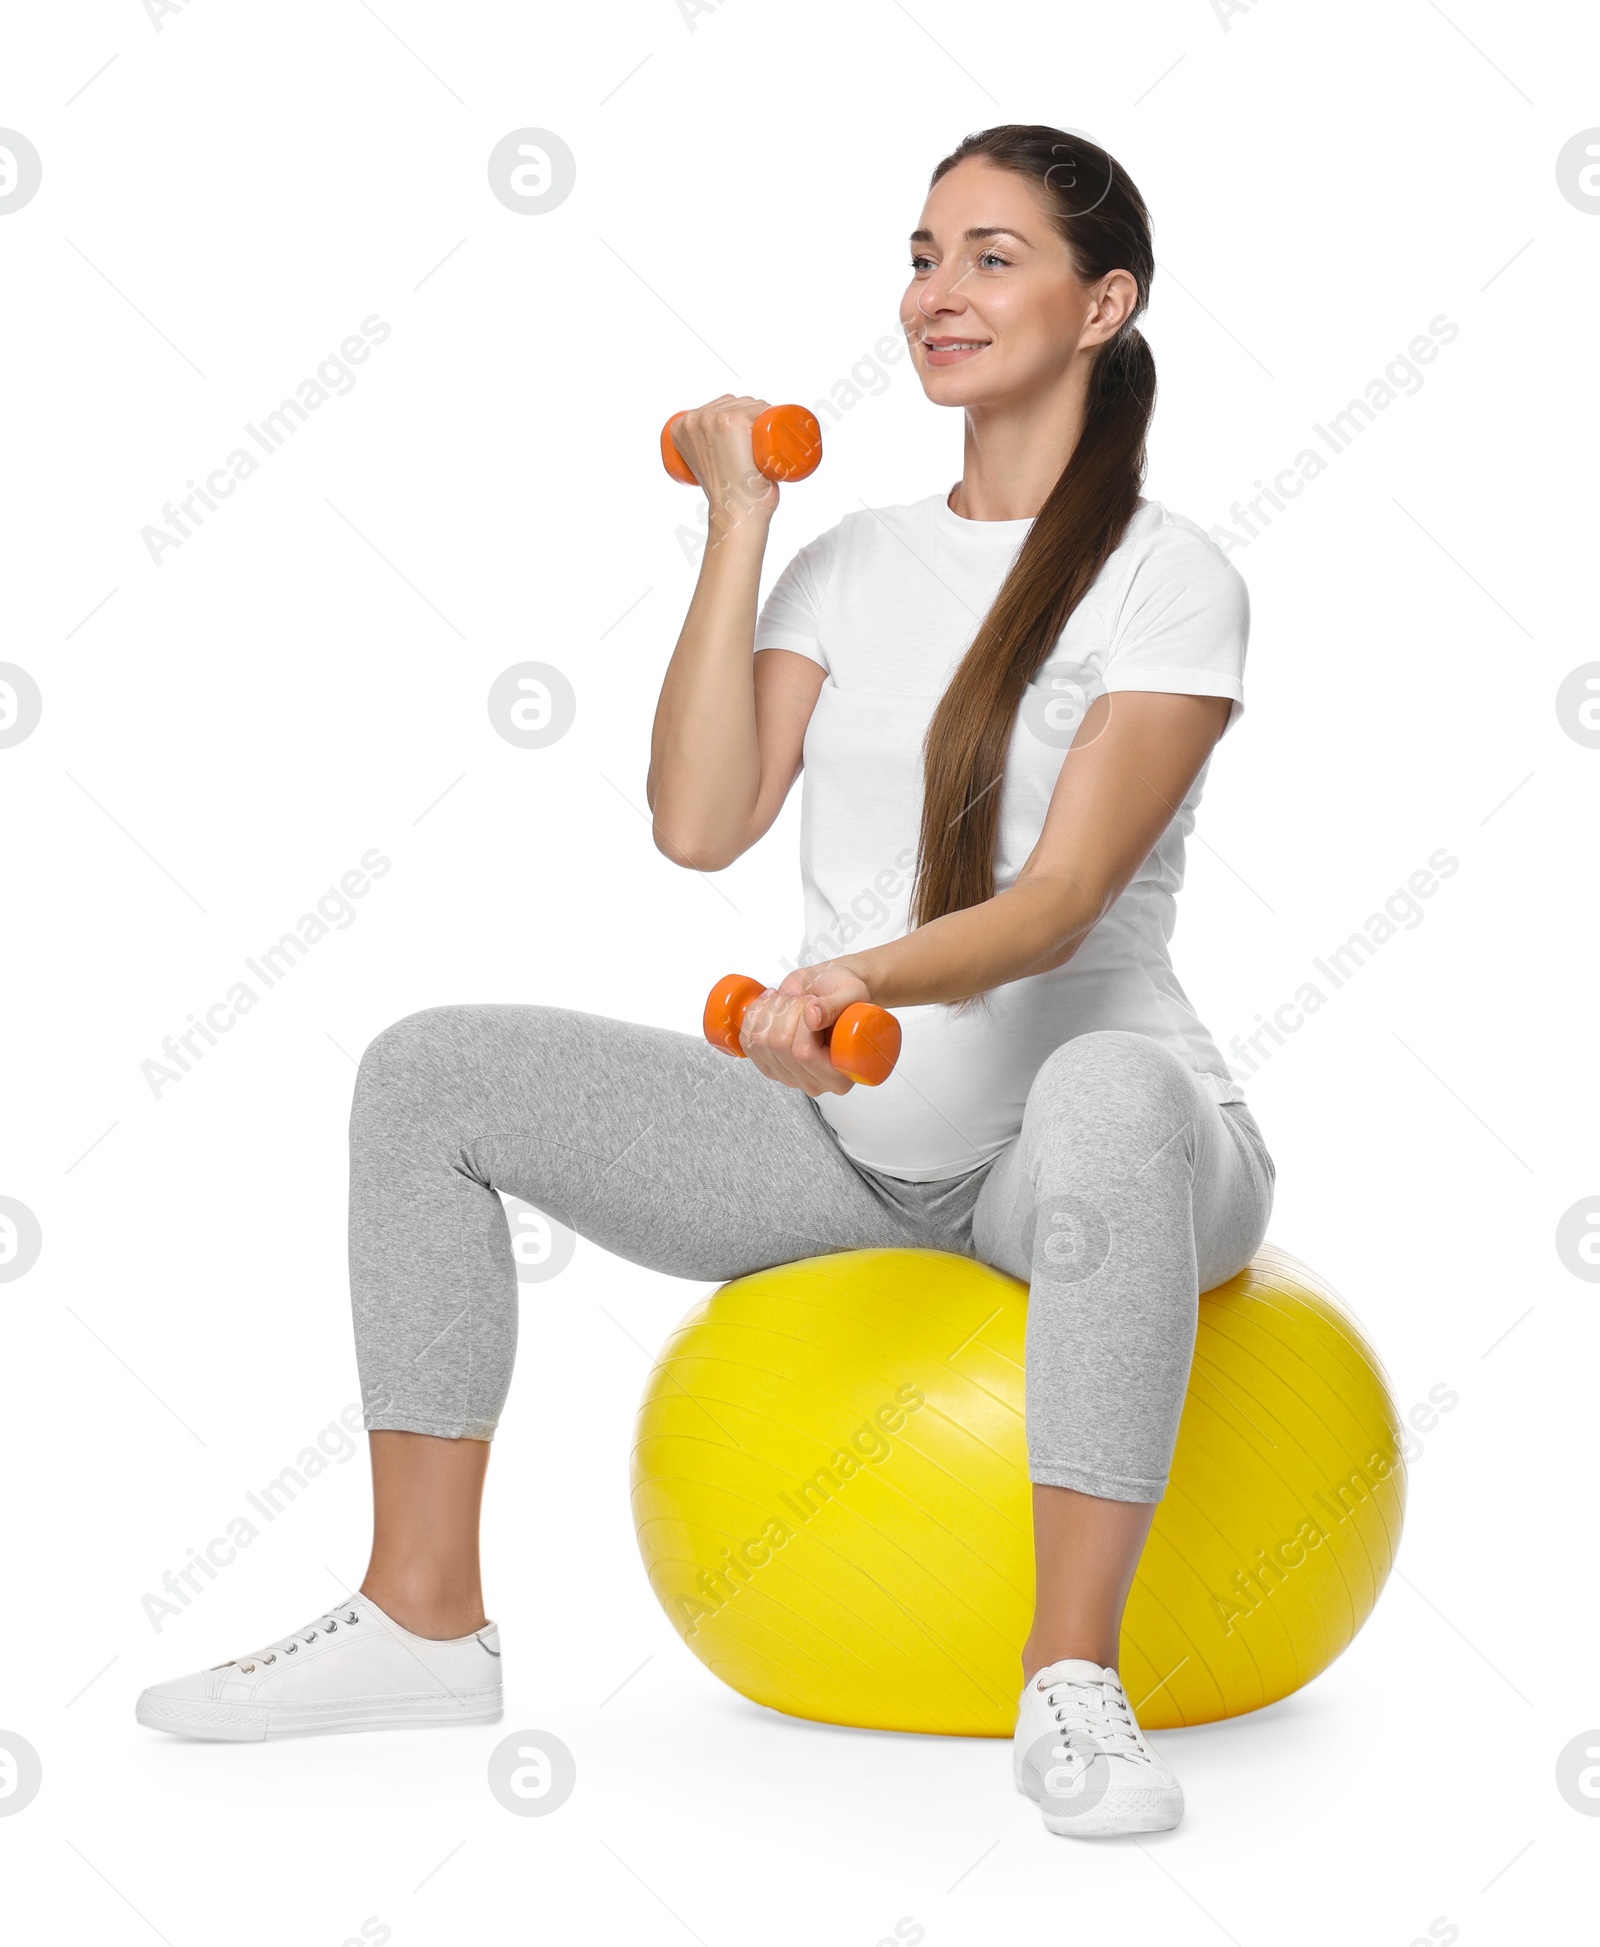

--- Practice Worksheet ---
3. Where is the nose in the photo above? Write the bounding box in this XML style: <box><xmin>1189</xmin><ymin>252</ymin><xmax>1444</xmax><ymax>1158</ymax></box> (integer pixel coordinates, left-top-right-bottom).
<box><xmin>910</xmin><ymin>293</ymin><xmax>960</xmax><ymax>346</ymax></box>
<box><xmin>912</xmin><ymin>256</ymin><xmax>977</xmax><ymax>326</ymax></box>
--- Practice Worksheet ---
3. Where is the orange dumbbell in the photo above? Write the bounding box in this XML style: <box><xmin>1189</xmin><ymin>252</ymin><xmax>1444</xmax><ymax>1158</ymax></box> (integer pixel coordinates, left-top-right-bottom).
<box><xmin>661</xmin><ymin>404</ymin><xmax>824</xmax><ymax>487</ymax></box>
<box><xmin>703</xmin><ymin>974</ymin><xmax>901</xmax><ymax>1088</ymax></box>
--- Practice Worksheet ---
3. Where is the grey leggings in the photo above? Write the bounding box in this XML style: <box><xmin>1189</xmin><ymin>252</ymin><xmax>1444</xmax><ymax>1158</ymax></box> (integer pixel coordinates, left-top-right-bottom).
<box><xmin>349</xmin><ymin>1005</ymin><xmax>1275</xmax><ymax>1503</ymax></box>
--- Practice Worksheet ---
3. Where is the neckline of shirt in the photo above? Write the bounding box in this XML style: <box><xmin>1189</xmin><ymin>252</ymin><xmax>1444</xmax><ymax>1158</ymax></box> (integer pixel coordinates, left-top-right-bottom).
<box><xmin>931</xmin><ymin>485</ymin><xmax>1037</xmax><ymax>544</ymax></box>
<box><xmin>930</xmin><ymin>486</ymin><xmax>1154</xmax><ymax>546</ymax></box>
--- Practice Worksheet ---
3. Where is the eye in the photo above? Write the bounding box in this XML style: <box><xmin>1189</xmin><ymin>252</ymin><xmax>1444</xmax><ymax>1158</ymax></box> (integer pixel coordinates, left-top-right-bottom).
<box><xmin>911</xmin><ymin>248</ymin><xmax>1010</xmax><ymax>272</ymax></box>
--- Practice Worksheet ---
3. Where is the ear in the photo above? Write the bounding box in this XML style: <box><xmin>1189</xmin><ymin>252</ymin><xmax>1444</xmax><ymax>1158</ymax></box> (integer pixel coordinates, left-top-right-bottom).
<box><xmin>1085</xmin><ymin>268</ymin><xmax>1139</xmax><ymax>346</ymax></box>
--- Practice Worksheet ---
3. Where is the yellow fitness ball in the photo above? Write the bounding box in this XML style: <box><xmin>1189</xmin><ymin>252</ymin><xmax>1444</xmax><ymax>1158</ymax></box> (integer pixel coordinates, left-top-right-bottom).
<box><xmin>630</xmin><ymin>1245</ymin><xmax>1405</xmax><ymax>1735</ymax></box>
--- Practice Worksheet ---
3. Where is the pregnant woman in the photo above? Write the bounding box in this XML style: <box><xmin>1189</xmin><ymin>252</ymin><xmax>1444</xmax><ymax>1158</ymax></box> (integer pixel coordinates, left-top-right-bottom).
<box><xmin>138</xmin><ymin>123</ymin><xmax>1274</xmax><ymax>1840</ymax></box>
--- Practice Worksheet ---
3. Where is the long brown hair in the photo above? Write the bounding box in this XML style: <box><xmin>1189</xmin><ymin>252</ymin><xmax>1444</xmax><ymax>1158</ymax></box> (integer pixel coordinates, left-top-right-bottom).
<box><xmin>910</xmin><ymin>125</ymin><xmax>1156</xmax><ymax>929</ymax></box>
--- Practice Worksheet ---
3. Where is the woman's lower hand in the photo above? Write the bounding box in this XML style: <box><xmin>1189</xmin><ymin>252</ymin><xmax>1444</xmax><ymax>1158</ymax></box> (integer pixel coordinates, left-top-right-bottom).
<box><xmin>738</xmin><ymin>963</ymin><xmax>872</xmax><ymax>1097</ymax></box>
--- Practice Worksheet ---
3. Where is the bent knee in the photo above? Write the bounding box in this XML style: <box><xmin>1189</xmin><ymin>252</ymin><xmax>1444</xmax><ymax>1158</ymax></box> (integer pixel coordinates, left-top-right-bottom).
<box><xmin>359</xmin><ymin>1005</ymin><xmax>459</xmax><ymax>1075</ymax></box>
<box><xmin>1024</xmin><ymin>1031</ymin><xmax>1200</xmax><ymax>1152</ymax></box>
<box><xmin>355</xmin><ymin>1003</ymin><xmax>524</xmax><ymax>1095</ymax></box>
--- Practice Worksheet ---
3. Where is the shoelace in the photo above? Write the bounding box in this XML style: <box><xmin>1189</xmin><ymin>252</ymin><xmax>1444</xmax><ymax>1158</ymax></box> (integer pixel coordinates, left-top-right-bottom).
<box><xmin>231</xmin><ymin>1607</ymin><xmax>361</xmax><ymax>1675</ymax></box>
<box><xmin>1039</xmin><ymin>1674</ymin><xmax>1152</xmax><ymax>1767</ymax></box>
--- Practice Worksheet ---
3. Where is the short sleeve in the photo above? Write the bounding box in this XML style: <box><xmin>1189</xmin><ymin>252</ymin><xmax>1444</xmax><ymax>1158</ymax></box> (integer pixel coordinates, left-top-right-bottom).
<box><xmin>1101</xmin><ymin>519</ymin><xmax>1250</xmax><ymax>734</ymax></box>
<box><xmin>754</xmin><ymin>529</ymin><xmax>835</xmax><ymax>673</ymax></box>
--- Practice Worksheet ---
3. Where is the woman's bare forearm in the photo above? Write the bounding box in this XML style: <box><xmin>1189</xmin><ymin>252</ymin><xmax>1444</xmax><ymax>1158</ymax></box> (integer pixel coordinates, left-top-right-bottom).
<box><xmin>836</xmin><ymin>874</ymin><xmax>1105</xmax><ymax>1009</ymax></box>
<box><xmin>648</xmin><ymin>516</ymin><xmax>771</xmax><ymax>870</ymax></box>
<box><xmin>831</xmin><ymin>692</ymin><xmax>1228</xmax><ymax>1012</ymax></box>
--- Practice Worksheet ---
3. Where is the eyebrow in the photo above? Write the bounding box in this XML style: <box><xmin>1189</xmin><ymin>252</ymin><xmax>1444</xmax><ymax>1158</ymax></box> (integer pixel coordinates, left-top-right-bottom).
<box><xmin>909</xmin><ymin>225</ymin><xmax>1032</xmax><ymax>247</ymax></box>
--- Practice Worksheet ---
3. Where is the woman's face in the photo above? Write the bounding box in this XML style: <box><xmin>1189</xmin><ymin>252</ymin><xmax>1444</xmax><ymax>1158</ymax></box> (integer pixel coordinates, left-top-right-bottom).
<box><xmin>900</xmin><ymin>157</ymin><xmax>1131</xmax><ymax>408</ymax></box>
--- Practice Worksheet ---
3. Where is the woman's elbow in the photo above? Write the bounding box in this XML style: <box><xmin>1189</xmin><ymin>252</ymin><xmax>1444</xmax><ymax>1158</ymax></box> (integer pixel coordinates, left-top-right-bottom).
<box><xmin>652</xmin><ymin>819</ymin><xmax>742</xmax><ymax>874</ymax></box>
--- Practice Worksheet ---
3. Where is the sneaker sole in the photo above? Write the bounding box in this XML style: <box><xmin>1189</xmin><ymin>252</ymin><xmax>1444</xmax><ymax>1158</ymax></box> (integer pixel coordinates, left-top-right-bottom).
<box><xmin>1015</xmin><ymin>1763</ymin><xmax>1184</xmax><ymax>1837</ymax></box>
<box><xmin>136</xmin><ymin>1690</ymin><xmax>503</xmax><ymax>1742</ymax></box>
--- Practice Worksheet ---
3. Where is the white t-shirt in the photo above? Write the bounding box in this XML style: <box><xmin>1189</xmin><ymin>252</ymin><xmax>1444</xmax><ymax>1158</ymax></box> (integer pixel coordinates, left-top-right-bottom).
<box><xmin>754</xmin><ymin>488</ymin><xmax>1250</xmax><ymax>1182</ymax></box>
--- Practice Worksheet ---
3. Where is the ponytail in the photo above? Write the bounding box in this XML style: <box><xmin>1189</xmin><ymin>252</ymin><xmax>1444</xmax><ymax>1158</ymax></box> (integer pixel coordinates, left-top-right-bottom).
<box><xmin>910</xmin><ymin>127</ymin><xmax>1157</xmax><ymax>930</ymax></box>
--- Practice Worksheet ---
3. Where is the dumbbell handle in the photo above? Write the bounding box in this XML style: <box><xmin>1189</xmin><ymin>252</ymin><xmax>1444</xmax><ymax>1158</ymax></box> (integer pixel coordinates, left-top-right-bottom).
<box><xmin>661</xmin><ymin>404</ymin><xmax>823</xmax><ymax>487</ymax></box>
<box><xmin>703</xmin><ymin>974</ymin><xmax>901</xmax><ymax>1088</ymax></box>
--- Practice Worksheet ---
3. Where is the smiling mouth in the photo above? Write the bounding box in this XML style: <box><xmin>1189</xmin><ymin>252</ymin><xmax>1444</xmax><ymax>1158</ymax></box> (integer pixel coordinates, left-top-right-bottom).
<box><xmin>921</xmin><ymin>337</ymin><xmax>991</xmax><ymax>366</ymax></box>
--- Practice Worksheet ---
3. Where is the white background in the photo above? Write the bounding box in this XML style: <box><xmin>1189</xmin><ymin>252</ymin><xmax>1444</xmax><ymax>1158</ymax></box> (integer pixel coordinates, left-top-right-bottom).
<box><xmin>3</xmin><ymin>0</ymin><xmax>1597</xmax><ymax>1941</ymax></box>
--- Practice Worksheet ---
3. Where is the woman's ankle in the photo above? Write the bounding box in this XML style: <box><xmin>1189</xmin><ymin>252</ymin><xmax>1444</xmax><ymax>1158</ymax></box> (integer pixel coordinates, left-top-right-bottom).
<box><xmin>361</xmin><ymin>1430</ymin><xmax>492</xmax><ymax>1638</ymax></box>
<box><xmin>1021</xmin><ymin>1634</ymin><xmax>1119</xmax><ymax>1685</ymax></box>
<box><xmin>360</xmin><ymin>1570</ymin><xmax>488</xmax><ymax>1640</ymax></box>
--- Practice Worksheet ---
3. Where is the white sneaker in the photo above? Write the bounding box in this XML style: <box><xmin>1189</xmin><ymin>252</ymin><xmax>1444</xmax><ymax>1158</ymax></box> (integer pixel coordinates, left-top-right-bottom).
<box><xmin>1014</xmin><ymin>1658</ymin><xmax>1184</xmax><ymax>1837</ymax></box>
<box><xmin>135</xmin><ymin>1593</ymin><xmax>503</xmax><ymax>1742</ymax></box>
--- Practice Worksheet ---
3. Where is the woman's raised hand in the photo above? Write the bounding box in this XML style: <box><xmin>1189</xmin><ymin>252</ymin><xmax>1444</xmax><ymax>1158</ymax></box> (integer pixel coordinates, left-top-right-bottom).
<box><xmin>663</xmin><ymin>396</ymin><xmax>782</xmax><ymax>527</ymax></box>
